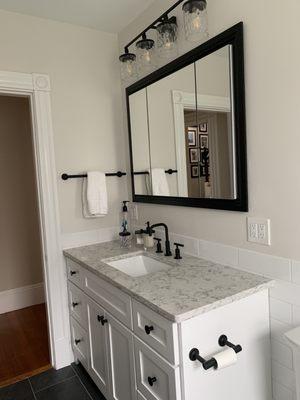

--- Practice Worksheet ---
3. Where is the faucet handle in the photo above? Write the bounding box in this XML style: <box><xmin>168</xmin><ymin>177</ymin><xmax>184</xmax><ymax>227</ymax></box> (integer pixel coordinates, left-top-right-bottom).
<box><xmin>145</xmin><ymin>221</ymin><xmax>155</xmax><ymax>236</ymax></box>
<box><xmin>154</xmin><ymin>238</ymin><xmax>163</xmax><ymax>254</ymax></box>
<box><xmin>174</xmin><ymin>243</ymin><xmax>184</xmax><ymax>260</ymax></box>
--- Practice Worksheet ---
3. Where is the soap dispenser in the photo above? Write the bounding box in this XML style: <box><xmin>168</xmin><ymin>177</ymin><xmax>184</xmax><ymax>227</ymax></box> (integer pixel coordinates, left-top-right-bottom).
<box><xmin>119</xmin><ymin>201</ymin><xmax>131</xmax><ymax>248</ymax></box>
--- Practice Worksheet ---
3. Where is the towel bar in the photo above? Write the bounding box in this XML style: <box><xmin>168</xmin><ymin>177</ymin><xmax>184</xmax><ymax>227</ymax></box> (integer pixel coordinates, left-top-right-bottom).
<box><xmin>61</xmin><ymin>171</ymin><xmax>126</xmax><ymax>180</ymax></box>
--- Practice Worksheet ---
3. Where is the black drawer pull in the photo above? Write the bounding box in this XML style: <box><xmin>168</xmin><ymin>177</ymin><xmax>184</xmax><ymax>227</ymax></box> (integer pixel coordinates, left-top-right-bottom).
<box><xmin>70</xmin><ymin>271</ymin><xmax>77</xmax><ymax>276</ymax></box>
<box><xmin>148</xmin><ymin>376</ymin><xmax>157</xmax><ymax>387</ymax></box>
<box><xmin>145</xmin><ymin>325</ymin><xmax>154</xmax><ymax>335</ymax></box>
<box><xmin>75</xmin><ymin>339</ymin><xmax>81</xmax><ymax>345</ymax></box>
<box><xmin>72</xmin><ymin>302</ymin><xmax>79</xmax><ymax>308</ymax></box>
<box><xmin>97</xmin><ymin>315</ymin><xmax>108</xmax><ymax>326</ymax></box>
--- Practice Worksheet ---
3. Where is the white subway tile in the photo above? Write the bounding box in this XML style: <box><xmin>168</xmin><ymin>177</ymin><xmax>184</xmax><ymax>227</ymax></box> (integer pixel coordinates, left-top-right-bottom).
<box><xmin>198</xmin><ymin>240</ymin><xmax>238</xmax><ymax>267</ymax></box>
<box><xmin>270</xmin><ymin>281</ymin><xmax>300</xmax><ymax>307</ymax></box>
<box><xmin>271</xmin><ymin>339</ymin><xmax>293</xmax><ymax>369</ymax></box>
<box><xmin>270</xmin><ymin>298</ymin><xmax>293</xmax><ymax>324</ymax></box>
<box><xmin>171</xmin><ymin>233</ymin><xmax>199</xmax><ymax>257</ymax></box>
<box><xmin>238</xmin><ymin>249</ymin><xmax>291</xmax><ymax>281</ymax></box>
<box><xmin>292</xmin><ymin>260</ymin><xmax>300</xmax><ymax>285</ymax></box>
<box><xmin>272</xmin><ymin>361</ymin><xmax>295</xmax><ymax>391</ymax></box>
<box><xmin>273</xmin><ymin>379</ymin><xmax>294</xmax><ymax>400</ymax></box>
<box><xmin>270</xmin><ymin>318</ymin><xmax>292</xmax><ymax>344</ymax></box>
<box><xmin>292</xmin><ymin>305</ymin><xmax>300</xmax><ymax>327</ymax></box>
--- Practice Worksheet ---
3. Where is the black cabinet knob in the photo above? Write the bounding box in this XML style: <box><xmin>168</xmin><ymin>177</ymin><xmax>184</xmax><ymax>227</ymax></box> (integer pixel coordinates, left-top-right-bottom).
<box><xmin>70</xmin><ymin>271</ymin><xmax>77</xmax><ymax>276</ymax></box>
<box><xmin>97</xmin><ymin>315</ymin><xmax>108</xmax><ymax>326</ymax></box>
<box><xmin>72</xmin><ymin>302</ymin><xmax>79</xmax><ymax>308</ymax></box>
<box><xmin>148</xmin><ymin>376</ymin><xmax>157</xmax><ymax>387</ymax></box>
<box><xmin>145</xmin><ymin>325</ymin><xmax>154</xmax><ymax>335</ymax></box>
<box><xmin>75</xmin><ymin>339</ymin><xmax>81</xmax><ymax>345</ymax></box>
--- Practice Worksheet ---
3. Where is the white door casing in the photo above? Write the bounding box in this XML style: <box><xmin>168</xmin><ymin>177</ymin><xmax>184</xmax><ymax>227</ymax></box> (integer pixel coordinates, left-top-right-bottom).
<box><xmin>0</xmin><ymin>70</ymin><xmax>71</xmax><ymax>369</ymax></box>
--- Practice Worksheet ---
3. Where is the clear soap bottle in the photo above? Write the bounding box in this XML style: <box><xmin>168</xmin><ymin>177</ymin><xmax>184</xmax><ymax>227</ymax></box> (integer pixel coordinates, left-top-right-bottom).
<box><xmin>119</xmin><ymin>201</ymin><xmax>132</xmax><ymax>248</ymax></box>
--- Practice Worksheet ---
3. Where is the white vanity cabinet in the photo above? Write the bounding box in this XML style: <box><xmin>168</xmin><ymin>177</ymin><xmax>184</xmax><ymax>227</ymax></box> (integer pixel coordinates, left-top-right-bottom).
<box><xmin>66</xmin><ymin>257</ymin><xmax>272</xmax><ymax>400</ymax></box>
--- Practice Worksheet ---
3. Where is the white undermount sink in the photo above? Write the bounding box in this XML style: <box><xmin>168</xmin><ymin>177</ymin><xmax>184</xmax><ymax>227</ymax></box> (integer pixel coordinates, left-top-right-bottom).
<box><xmin>106</xmin><ymin>254</ymin><xmax>171</xmax><ymax>277</ymax></box>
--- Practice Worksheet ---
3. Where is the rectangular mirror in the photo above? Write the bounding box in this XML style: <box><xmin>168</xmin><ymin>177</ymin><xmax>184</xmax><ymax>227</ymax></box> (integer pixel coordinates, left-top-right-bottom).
<box><xmin>127</xmin><ymin>22</ymin><xmax>247</xmax><ymax>211</ymax></box>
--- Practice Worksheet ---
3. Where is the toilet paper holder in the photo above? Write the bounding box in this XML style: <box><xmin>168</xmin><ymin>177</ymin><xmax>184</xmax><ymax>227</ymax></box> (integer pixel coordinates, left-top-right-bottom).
<box><xmin>189</xmin><ymin>334</ymin><xmax>242</xmax><ymax>370</ymax></box>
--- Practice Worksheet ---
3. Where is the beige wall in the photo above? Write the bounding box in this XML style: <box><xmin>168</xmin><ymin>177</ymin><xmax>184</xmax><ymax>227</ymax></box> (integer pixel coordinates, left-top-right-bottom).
<box><xmin>0</xmin><ymin>95</ymin><xmax>43</xmax><ymax>291</ymax></box>
<box><xmin>0</xmin><ymin>9</ymin><xmax>128</xmax><ymax>235</ymax></box>
<box><xmin>119</xmin><ymin>0</ymin><xmax>300</xmax><ymax>260</ymax></box>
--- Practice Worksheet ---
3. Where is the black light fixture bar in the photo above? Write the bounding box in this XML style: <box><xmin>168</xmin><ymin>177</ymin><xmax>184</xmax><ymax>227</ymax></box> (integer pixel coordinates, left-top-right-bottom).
<box><xmin>124</xmin><ymin>0</ymin><xmax>185</xmax><ymax>51</ymax></box>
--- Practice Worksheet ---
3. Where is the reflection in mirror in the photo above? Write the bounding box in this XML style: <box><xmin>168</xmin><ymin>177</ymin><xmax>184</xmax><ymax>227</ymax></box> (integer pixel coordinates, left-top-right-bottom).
<box><xmin>195</xmin><ymin>45</ymin><xmax>235</xmax><ymax>199</ymax></box>
<box><xmin>129</xmin><ymin>89</ymin><xmax>151</xmax><ymax>195</ymax></box>
<box><xmin>173</xmin><ymin>45</ymin><xmax>236</xmax><ymax>199</ymax></box>
<box><xmin>146</xmin><ymin>64</ymin><xmax>196</xmax><ymax>197</ymax></box>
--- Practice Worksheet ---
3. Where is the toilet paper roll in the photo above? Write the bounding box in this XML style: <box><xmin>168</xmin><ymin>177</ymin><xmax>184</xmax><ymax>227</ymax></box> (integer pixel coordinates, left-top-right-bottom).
<box><xmin>213</xmin><ymin>348</ymin><xmax>237</xmax><ymax>370</ymax></box>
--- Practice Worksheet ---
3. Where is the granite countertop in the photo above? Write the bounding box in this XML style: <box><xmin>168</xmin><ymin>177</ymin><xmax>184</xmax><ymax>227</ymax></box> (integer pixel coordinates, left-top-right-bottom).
<box><xmin>64</xmin><ymin>241</ymin><xmax>273</xmax><ymax>323</ymax></box>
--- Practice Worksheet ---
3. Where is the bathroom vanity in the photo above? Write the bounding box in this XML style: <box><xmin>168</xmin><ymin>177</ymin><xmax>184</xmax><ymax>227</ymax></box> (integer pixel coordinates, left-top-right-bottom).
<box><xmin>64</xmin><ymin>241</ymin><xmax>273</xmax><ymax>400</ymax></box>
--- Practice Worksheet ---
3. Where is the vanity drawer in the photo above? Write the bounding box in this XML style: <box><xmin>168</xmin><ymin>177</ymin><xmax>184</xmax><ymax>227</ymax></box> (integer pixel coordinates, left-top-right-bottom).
<box><xmin>133</xmin><ymin>300</ymin><xmax>179</xmax><ymax>365</ymax></box>
<box><xmin>84</xmin><ymin>269</ymin><xmax>132</xmax><ymax>329</ymax></box>
<box><xmin>134</xmin><ymin>337</ymin><xmax>181</xmax><ymax>400</ymax></box>
<box><xmin>68</xmin><ymin>282</ymin><xmax>87</xmax><ymax>328</ymax></box>
<box><xmin>70</xmin><ymin>317</ymin><xmax>89</xmax><ymax>370</ymax></box>
<box><xmin>67</xmin><ymin>258</ymin><xmax>84</xmax><ymax>289</ymax></box>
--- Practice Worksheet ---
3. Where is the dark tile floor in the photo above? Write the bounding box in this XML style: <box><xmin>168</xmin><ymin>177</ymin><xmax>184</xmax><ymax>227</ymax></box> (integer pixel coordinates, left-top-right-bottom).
<box><xmin>0</xmin><ymin>363</ymin><xmax>106</xmax><ymax>400</ymax></box>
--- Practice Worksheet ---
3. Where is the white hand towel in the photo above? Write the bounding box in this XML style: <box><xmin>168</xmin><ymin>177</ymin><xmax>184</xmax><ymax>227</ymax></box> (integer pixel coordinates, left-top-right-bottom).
<box><xmin>151</xmin><ymin>168</ymin><xmax>170</xmax><ymax>196</ymax></box>
<box><xmin>82</xmin><ymin>171</ymin><xmax>108</xmax><ymax>218</ymax></box>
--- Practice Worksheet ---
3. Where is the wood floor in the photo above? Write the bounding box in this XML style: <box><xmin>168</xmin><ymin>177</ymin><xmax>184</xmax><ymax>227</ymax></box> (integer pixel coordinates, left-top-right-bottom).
<box><xmin>0</xmin><ymin>303</ymin><xmax>51</xmax><ymax>388</ymax></box>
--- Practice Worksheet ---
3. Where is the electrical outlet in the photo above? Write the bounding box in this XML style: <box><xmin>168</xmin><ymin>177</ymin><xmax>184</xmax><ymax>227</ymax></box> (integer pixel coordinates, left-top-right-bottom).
<box><xmin>247</xmin><ymin>217</ymin><xmax>271</xmax><ymax>246</ymax></box>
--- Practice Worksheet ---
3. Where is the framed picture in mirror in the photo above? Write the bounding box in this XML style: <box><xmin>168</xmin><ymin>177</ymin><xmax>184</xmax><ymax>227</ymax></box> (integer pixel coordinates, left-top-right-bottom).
<box><xmin>187</xmin><ymin>128</ymin><xmax>197</xmax><ymax>146</ymax></box>
<box><xmin>189</xmin><ymin>148</ymin><xmax>199</xmax><ymax>163</ymax></box>
<box><xmin>199</xmin><ymin>123</ymin><xmax>207</xmax><ymax>132</ymax></box>
<box><xmin>200</xmin><ymin>134</ymin><xmax>208</xmax><ymax>149</ymax></box>
<box><xmin>191</xmin><ymin>165</ymin><xmax>199</xmax><ymax>178</ymax></box>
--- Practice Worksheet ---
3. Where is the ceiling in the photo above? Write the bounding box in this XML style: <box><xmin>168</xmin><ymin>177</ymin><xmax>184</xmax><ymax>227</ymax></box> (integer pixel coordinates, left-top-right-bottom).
<box><xmin>0</xmin><ymin>0</ymin><xmax>156</xmax><ymax>33</ymax></box>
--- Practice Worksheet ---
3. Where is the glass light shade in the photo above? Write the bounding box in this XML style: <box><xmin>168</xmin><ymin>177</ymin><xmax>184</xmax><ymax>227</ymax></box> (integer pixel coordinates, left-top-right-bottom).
<box><xmin>182</xmin><ymin>0</ymin><xmax>208</xmax><ymax>42</ymax></box>
<box><xmin>119</xmin><ymin>52</ymin><xmax>138</xmax><ymax>83</ymax></box>
<box><xmin>136</xmin><ymin>37</ymin><xmax>156</xmax><ymax>75</ymax></box>
<box><xmin>156</xmin><ymin>17</ymin><xmax>178</xmax><ymax>60</ymax></box>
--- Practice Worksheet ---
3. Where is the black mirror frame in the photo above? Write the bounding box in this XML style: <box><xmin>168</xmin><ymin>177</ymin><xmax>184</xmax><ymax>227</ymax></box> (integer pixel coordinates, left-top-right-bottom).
<box><xmin>126</xmin><ymin>22</ymin><xmax>248</xmax><ymax>212</ymax></box>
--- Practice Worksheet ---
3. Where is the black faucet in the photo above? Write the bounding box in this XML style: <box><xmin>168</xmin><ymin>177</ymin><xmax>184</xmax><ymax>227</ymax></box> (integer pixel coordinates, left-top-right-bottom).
<box><xmin>149</xmin><ymin>222</ymin><xmax>172</xmax><ymax>257</ymax></box>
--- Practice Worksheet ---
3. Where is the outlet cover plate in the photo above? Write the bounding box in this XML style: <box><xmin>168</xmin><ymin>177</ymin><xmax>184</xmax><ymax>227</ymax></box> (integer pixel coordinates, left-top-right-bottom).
<box><xmin>247</xmin><ymin>217</ymin><xmax>271</xmax><ymax>246</ymax></box>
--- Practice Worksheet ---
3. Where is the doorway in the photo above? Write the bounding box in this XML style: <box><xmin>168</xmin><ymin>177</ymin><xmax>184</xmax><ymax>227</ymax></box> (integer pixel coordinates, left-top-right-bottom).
<box><xmin>0</xmin><ymin>95</ymin><xmax>51</xmax><ymax>386</ymax></box>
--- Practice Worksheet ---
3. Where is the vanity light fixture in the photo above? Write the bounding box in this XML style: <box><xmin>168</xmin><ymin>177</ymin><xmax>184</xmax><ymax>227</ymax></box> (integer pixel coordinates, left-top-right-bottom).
<box><xmin>136</xmin><ymin>33</ymin><xmax>156</xmax><ymax>74</ymax></box>
<box><xmin>182</xmin><ymin>0</ymin><xmax>208</xmax><ymax>41</ymax></box>
<box><xmin>119</xmin><ymin>0</ymin><xmax>209</xmax><ymax>83</ymax></box>
<box><xmin>119</xmin><ymin>48</ymin><xmax>138</xmax><ymax>83</ymax></box>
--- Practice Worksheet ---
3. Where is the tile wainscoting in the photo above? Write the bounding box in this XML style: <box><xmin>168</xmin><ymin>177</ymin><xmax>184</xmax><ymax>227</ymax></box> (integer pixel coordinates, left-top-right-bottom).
<box><xmin>62</xmin><ymin>227</ymin><xmax>299</xmax><ymax>400</ymax></box>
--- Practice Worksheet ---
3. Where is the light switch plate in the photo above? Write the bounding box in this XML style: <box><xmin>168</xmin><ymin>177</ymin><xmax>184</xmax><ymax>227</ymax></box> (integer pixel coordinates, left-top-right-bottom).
<box><xmin>247</xmin><ymin>217</ymin><xmax>271</xmax><ymax>246</ymax></box>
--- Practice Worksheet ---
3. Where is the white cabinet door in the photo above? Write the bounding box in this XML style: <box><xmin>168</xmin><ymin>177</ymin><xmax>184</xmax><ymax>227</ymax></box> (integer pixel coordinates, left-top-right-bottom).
<box><xmin>107</xmin><ymin>314</ymin><xmax>137</xmax><ymax>400</ymax></box>
<box><xmin>87</xmin><ymin>297</ymin><xmax>110</xmax><ymax>398</ymax></box>
<box><xmin>180</xmin><ymin>290</ymin><xmax>272</xmax><ymax>400</ymax></box>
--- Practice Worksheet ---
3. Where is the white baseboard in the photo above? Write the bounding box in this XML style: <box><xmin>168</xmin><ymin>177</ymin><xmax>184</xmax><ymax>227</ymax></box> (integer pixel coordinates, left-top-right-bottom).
<box><xmin>0</xmin><ymin>282</ymin><xmax>45</xmax><ymax>314</ymax></box>
<box><xmin>61</xmin><ymin>226</ymin><xmax>119</xmax><ymax>249</ymax></box>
